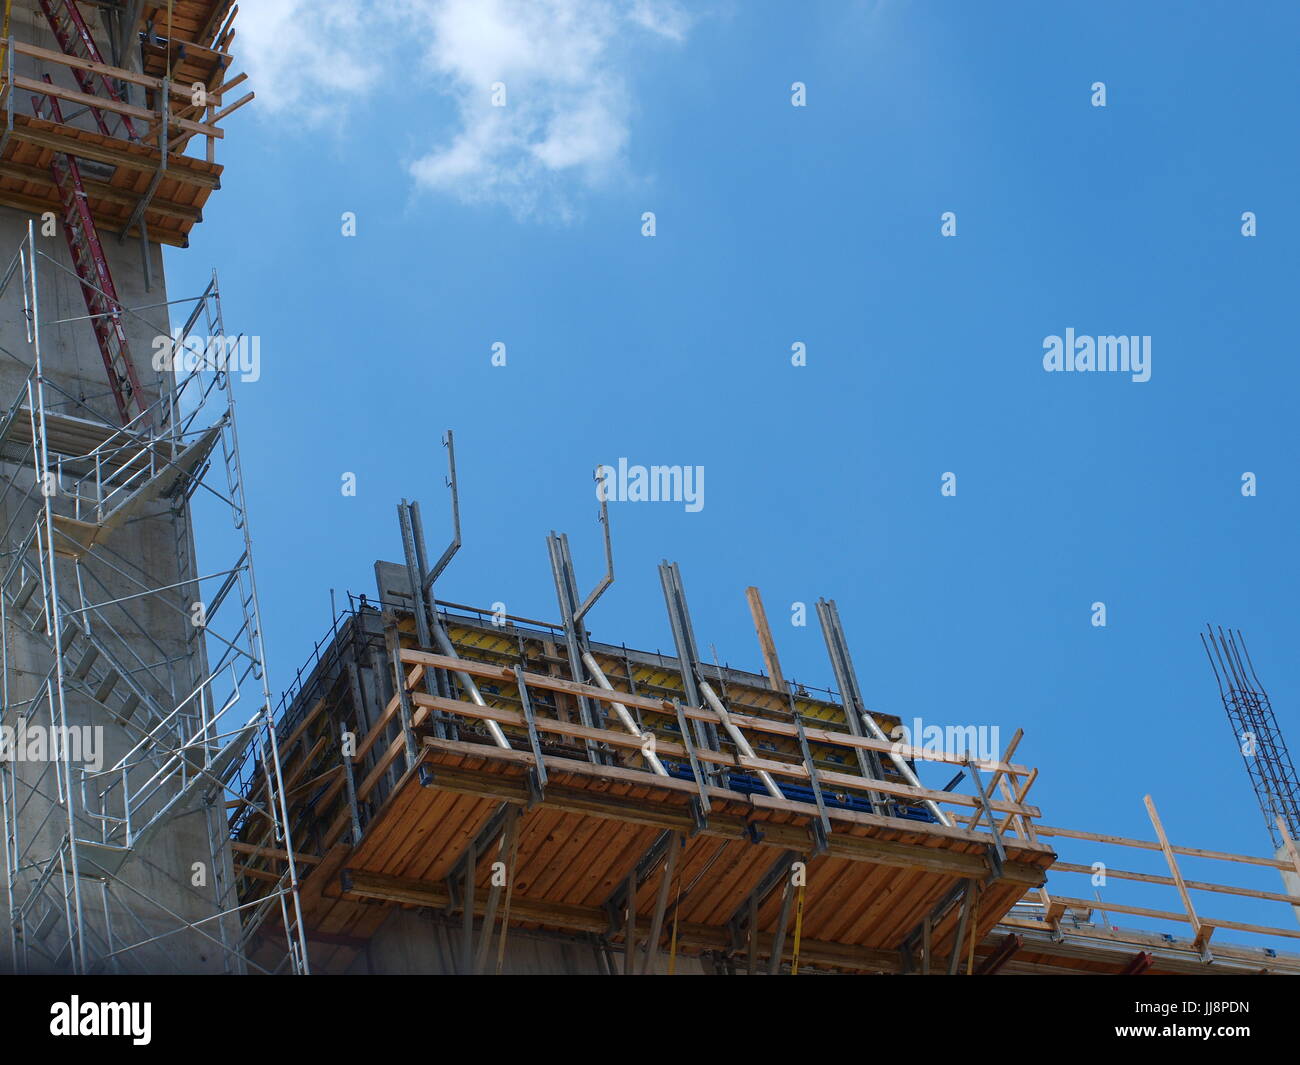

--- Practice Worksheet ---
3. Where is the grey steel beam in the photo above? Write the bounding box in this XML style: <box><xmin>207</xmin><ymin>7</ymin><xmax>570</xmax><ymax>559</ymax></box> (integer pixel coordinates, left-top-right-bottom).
<box><xmin>514</xmin><ymin>665</ymin><xmax>547</xmax><ymax>805</ymax></box>
<box><xmin>547</xmin><ymin>530</ymin><xmax>604</xmax><ymax>762</ymax></box>
<box><xmin>767</xmin><ymin>872</ymin><xmax>796</xmax><ymax>975</ymax></box>
<box><xmin>340</xmin><ymin>720</ymin><xmax>363</xmax><ymax>844</ymax></box>
<box><xmin>817</xmin><ymin>598</ymin><xmax>950</xmax><ymax>825</ymax></box>
<box><xmin>474</xmin><ymin>806</ymin><xmax>521</xmax><ymax>974</ymax></box>
<box><xmin>815</xmin><ymin>598</ymin><xmax>889</xmax><ymax>815</ymax></box>
<box><xmin>794</xmin><ymin>713</ymin><xmax>831</xmax><ymax>856</ymax></box>
<box><xmin>659</xmin><ymin>562</ymin><xmax>722</xmax><ymax>781</ymax></box>
<box><xmin>674</xmin><ymin>699</ymin><xmax>710</xmax><ymax>833</ymax></box>
<box><xmin>966</xmin><ymin>760</ymin><xmax>1006</xmax><ymax>880</ymax></box>
<box><xmin>622</xmin><ymin>869</ymin><xmax>637</xmax><ymax>975</ymax></box>
<box><xmin>947</xmin><ymin>879</ymin><xmax>976</xmax><ymax>975</ymax></box>
<box><xmin>398</xmin><ymin>500</ymin><xmax>449</xmax><ymax>744</ymax></box>
<box><xmin>461</xmin><ymin>838</ymin><xmax>477</xmax><ymax>974</ymax></box>
<box><xmin>640</xmin><ymin>831</ymin><xmax>679</xmax><ymax>974</ymax></box>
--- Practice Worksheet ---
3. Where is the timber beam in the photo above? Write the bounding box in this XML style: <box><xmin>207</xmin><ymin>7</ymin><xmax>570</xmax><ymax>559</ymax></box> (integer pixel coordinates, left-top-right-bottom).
<box><xmin>339</xmin><ymin>868</ymin><xmax>902</xmax><ymax>973</ymax></box>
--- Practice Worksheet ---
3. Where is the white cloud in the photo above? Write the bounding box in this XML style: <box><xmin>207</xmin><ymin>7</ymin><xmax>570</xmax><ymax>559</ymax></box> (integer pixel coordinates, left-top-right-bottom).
<box><xmin>628</xmin><ymin>0</ymin><xmax>693</xmax><ymax>42</ymax></box>
<box><xmin>238</xmin><ymin>2</ymin><xmax>387</xmax><ymax>122</ymax></box>
<box><xmin>238</xmin><ymin>0</ymin><xmax>693</xmax><ymax>219</ymax></box>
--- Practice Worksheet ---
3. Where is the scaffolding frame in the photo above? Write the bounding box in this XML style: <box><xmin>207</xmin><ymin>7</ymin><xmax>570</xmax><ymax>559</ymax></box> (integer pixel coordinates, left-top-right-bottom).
<box><xmin>0</xmin><ymin>221</ymin><xmax>308</xmax><ymax>973</ymax></box>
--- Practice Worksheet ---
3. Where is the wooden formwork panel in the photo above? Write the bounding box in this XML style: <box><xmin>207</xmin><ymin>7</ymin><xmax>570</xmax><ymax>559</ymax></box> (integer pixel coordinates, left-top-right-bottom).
<box><xmin>141</xmin><ymin>1</ymin><xmax>232</xmax><ymax>47</ymax></box>
<box><xmin>308</xmin><ymin>738</ymin><xmax>1052</xmax><ymax>972</ymax></box>
<box><xmin>0</xmin><ymin>113</ymin><xmax>218</xmax><ymax>245</ymax></box>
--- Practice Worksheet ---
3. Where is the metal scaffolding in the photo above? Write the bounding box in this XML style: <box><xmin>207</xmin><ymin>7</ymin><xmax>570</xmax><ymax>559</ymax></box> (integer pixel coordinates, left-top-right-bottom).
<box><xmin>0</xmin><ymin>222</ymin><xmax>308</xmax><ymax>973</ymax></box>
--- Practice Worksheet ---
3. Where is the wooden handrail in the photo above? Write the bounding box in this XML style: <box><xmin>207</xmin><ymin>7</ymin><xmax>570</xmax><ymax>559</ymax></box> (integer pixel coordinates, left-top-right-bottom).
<box><xmin>398</xmin><ymin>648</ymin><xmax>1033</xmax><ymax>778</ymax></box>
<box><xmin>405</xmin><ymin>689</ymin><xmax>1041</xmax><ymax>819</ymax></box>
<box><xmin>10</xmin><ymin>73</ymin><xmax>221</xmax><ymax>138</ymax></box>
<box><xmin>10</xmin><ymin>39</ymin><xmax>218</xmax><ymax>102</ymax></box>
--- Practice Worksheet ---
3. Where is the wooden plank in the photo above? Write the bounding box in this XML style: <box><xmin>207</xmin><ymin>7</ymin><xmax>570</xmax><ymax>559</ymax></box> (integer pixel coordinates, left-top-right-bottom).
<box><xmin>1144</xmin><ymin>795</ymin><xmax>1204</xmax><ymax>946</ymax></box>
<box><xmin>1036</xmin><ymin>822</ymin><xmax>1292</xmax><ymax>870</ymax></box>
<box><xmin>230</xmin><ymin>841</ymin><xmax>321</xmax><ymax>865</ymax></box>
<box><xmin>8</xmin><ymin>116</ymin><xmax>222</xmax><ymax>188</ymax></box>
<box><xmin>11</xmin><ymin>40</ymin><xmax>206</xmax><ymax>99</ymax></box>
<box><xmin>1049</xmin><ymin>861</ymin><xmax>1300</xmax><ymax>905</ymax></box>
<box><xmin>410</xmin><ymin>690</ymin><xmax>1040</xmax><ymax>819</ymax></box>
<box><xmin>745</xmin><ymin>586</ymin><xmax>786</xmax><ymax>693</ymax></box>
<box><xmin>354</xmin><ymin>665</ymin><xmax>422</xmax><ymax>761</ymax></box>
<box><xmin>994</xmin><ymin>914</ymin><xmax>1300</xmax><ymax>971</ymax></box>
<box><xmin>13</xmin><ymin>74</ymin><xmax>223</xmax><ymax>138</ymax></box>
<box><xmin>401</xmin><ymin>649</ymin><xmax>1030</xmax><ymax>778</ymax></box>
<box><xmin>1047</xmin><ymin>893</ymin><xmax>1300</xmax><ymax>940</ymax></box>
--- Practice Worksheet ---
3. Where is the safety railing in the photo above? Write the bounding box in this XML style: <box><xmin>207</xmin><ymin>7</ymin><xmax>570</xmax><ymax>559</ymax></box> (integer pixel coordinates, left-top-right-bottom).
<box><xmin>0</xmin><ymin>34</ymin><xmax>251</xmax><ymax>163</ymax></box>
<box><xmin>362</xmin><ymin>646</ymin><xmax>1044</xmax><ymax>853</ymax></box>
<box><xmin>1013</xmin><ymin>796</ymin><xmax>1300</xmax><ymax>951</ymax></box>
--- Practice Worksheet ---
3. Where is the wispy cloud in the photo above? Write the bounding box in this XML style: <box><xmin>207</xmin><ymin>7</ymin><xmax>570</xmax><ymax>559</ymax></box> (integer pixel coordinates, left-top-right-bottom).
<box><xmin>238</xmin><ymin>2</ymin><xmax>389</xmax><ymax>123</ymax></box>
<box><xmin>239</xmin><ymin>0</ymin><xmax>694</xmax><ymax>219</ymax></box>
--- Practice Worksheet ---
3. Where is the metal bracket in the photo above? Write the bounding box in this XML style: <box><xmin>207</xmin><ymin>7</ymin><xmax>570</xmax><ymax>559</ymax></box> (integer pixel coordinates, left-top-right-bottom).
<box><xmin>574</xmin><ymin>469</ymin><xmax>614</xmax><ymax>623</ymax></box>
<box><xmin>515</xmin><ymin>665</ymin><xmax>547</xmax><ymax>806</ymax></box>
<box><xmin>660</xmin><ymin>562</ymin><xmax>723</xmax><ymax>781</ymax></box>
<box><xmin>445</xmin><ymin>805</ymin><xmax>511</xmax><ymax>910</ymax></box>
<box><xmin>425</xmin><ymin>431</ymin><xmax>461</xmax><ymax>588</ymax></box>
<box><xmin>674</xmin><ymin>699</ymin><xmax>709</xmax><ymax>834</ymax></box>
<box><xmin>795</xmin><ymin>712</ymin><xmax>831</xmax><ymax>857</ymax></box>
<box><xmin>603</xmin><ymin>831</ymin><xmax>673</xmax><ymax>923</ymax></box>
<box><xmin>120</xmin><ymin>77</ymin><xmax>167</xmax><ymax>253</ymax></box>
<box><xmin>814</xmin><ymin>597</ymin><xmax>890</xmax><ymax>816</ymax></box>
<box><xmin>340</xmin><ymin>721</ymin><xmax>363</xmax><ymax>843</ymax></box>
<box><xmin>390</xmin><ymin>646</ymin><xmax>419</xmax><ymax>773</ymax></box>
<box><xmin>966</xmin><ymin>760</ymin><xmax>1007</xmax><ymax>881</ymax></box>
<box><xmin>901</xmin><ymin>878</ymin><xmax>969</xmax><ymax>974</ymax></box>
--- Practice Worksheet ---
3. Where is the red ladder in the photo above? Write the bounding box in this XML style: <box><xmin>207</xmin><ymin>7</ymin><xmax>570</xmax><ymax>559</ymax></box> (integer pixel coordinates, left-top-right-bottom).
<box><xmin>33</xmin><ymin>78</ymin><xmax>148</xmax><ymax>427</ymax></box>
<box><xmin>37</xmin><ymin>0</ymin><xmax>139</xmax><ymax>141</ymax></box>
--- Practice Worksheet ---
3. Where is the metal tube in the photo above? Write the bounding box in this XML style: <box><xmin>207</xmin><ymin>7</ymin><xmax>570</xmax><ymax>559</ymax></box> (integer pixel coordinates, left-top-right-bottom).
<box><xmin>698</xmin><ymin>680</ymin><xmax>784</xmax><ymax>800</ymax></box>
<box><xmin>429</xmin><ymin>619</ymin><xmax>511</xmax><ymax>750</ymax></box>
<box><xmin>581</xmin><ymin>651</ymin><xmax>667</xmax><ymax>776</ymax></box>
<box><xmin>852</xmin><ymin>701</ymin><xmax>949</xmax><ymax>826</ymax></box>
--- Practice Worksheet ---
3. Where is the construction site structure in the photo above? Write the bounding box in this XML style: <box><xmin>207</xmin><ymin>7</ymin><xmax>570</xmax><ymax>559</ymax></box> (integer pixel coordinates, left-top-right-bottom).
<box><xmin>0</xmin><ymin>0</ymin><xmax>1294</xmax><ymax>980</ymax></box>
<box><xmin>234</xmin><ymin>462</ymin><xmax>1300</xmax><ymax>976</ymax></box>
<box><xmin>0</xmin><ymin>2</ymin><xmax>307</xmax><ymax>973</ymax></box>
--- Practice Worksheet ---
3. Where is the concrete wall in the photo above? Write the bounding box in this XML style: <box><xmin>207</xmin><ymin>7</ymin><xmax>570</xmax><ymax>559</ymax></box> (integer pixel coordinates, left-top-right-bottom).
<box><xmin>0</xmin><ymin>2</ymin><xmax>234</xmax><ymax>973</ymax></box>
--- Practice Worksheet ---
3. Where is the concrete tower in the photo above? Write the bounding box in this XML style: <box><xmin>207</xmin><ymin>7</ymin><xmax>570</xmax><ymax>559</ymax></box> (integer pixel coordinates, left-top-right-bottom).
<box><xmin>0</xmin><ymin>2</ymin><xmax>304</xmax><ymax>974</ymax></box>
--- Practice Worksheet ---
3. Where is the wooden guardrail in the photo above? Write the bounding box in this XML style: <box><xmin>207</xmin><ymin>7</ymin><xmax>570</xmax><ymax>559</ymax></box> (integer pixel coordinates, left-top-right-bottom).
<box><xmin>1017</xmin><ymin>800</ymin><xmax>1300</xmax><ymax>947</ymax></box>
<box><xmin>1</xmin><ymin>36</ymin><xmax>252</xmax><ymax>162</ymax></box>
<box><xmin>359</xmin><ymin>647</ymin><xmax>1043</xmax><ymax>839</ymax></box>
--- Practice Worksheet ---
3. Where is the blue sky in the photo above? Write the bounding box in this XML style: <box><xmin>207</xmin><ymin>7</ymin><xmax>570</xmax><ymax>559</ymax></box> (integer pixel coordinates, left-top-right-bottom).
<box><xmin>166</xmin><ymin>1</ymin><xmax>1300</xmax><ymax>943</ymax></box>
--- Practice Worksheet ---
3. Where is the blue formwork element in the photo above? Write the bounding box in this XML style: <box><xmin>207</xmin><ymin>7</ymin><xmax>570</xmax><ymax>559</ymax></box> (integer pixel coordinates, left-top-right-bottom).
<box><xmin>661</xmin><ymin>763</ymin><xmax>938</xmax><ymax>824</ymax></box>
